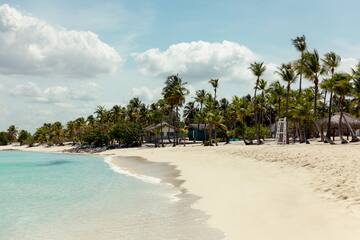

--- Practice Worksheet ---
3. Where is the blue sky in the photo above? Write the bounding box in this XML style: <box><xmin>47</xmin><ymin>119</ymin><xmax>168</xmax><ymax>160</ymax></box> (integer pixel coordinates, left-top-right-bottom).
<box><xmin>0</xmin><ymin>0</ymin><xmax>359</xmax><ymax>131</ymax></box>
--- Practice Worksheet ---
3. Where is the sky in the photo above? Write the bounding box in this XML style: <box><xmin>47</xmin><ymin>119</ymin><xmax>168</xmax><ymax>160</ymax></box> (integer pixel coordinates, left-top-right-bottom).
<box><xmin>0</xmin><ymin>0</ymin><xmax>359</xmax><ymax>131</ymax></box>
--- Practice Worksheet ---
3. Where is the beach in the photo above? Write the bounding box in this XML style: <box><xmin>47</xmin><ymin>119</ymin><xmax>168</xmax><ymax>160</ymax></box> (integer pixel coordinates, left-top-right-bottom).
<box><xmin>2</xmin><ymin>142</ymin><xmax>360</xmax><ymax>239</ymax></box>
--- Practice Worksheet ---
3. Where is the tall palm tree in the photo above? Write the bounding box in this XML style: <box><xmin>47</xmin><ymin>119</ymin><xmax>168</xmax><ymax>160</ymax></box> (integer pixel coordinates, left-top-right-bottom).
<box><xmin>208</xmin><ymin>79</ymin><xmax>220</xmax><ymax>144</ymax></box>
<box><xmin>269</xmin><ymin>81</ymin><xmax>285</xmax><ymax>121</ymax></box>
<box><xmin>249</xmin><ymin>62</ymin><xmax>266</xmax><ymax>144</ymax></box>
<box><xmin>292</xmin><ymin>35</ymin><xmax>307</xmax><ymax>94</ymax></box>
<box><xmin>351</xmin><ymin>63</ymin><xmax>360</xmax><ymax>117</ymax></box>
<box><xmin>209</xmin><ymin>79</ymin><xmax>219</xmax><ymax>103</ymax></box>
<box><xmin>320</xmin><ymin>76</ymin><xmax>337</xmax><ymax>142</ymax></box>
<box><xmin>95</xmin><ymin>105</ymin><xmax>108</xmax><ymax>123</ymax></box>
<box><xmin>292</xmin><ymin>97</ymin><xmax>313</xmax><ymax>144</ymax></box>
<box><xmin>322</xmin><ymin>52</ymin><xmax>341</xmax><ymax>104</ymax></box>
<box><xmin>276</xmin><ymin>63</ymin><xmax>297</xmax><ymax>144</ymax></box>
<box><xmin>257</xmin><ymin>79</ymin><xmax>268</xmax><ymax>125</ymax></box>
<box><xmin>205</xmin><ymin>110</ymin><xmax>226</xmax><ymax>146</ymax></box>
<box><xmin>195</xmin><ymin>89</ymin><xmax>207</xmax><ymax>142</ymax></box>
<box><xmin>183</xmin><ymin>101</ymin><xmax>197</xmax><ymax>125</ymax></box>
<box><xmin>162</xmin><ymin>74</ymin><xmax>189</xmax><ymax>146</ymax></box>
<box><xmin>333</xmin><ymin>73</ymin><xmax>353</xmax><ymax>143</ymax></box>
<box><xmin>303</xmin><ymin>50</ymin><xmax>325</xmax><ymax>139</ymax></box>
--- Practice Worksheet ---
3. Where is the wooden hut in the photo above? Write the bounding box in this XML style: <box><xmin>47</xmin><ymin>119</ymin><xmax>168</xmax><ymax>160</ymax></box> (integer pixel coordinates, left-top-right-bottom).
<box><xmin>145</xmin><ymin>122</ymin><xmax>176</xmax><ymax>144</ymax></box>
<box><xmin>317</xmin><ymin>113</ymin><xmax>360</xmax><ymax>141</ymax></box>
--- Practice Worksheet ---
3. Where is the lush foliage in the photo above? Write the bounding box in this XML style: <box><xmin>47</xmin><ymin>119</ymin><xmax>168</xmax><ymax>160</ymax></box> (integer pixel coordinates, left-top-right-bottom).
<box><xmin>4</xmin><ymin>35</ymin><xmax>360</xmax><ymax>147</ymax></box>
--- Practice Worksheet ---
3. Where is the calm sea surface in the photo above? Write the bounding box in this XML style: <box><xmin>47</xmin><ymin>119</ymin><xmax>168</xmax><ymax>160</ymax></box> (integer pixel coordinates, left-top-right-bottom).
<box><xmin>0</xmin><ymin>151</ymin><xmax>223</xmax><ymax>240</ymax></box>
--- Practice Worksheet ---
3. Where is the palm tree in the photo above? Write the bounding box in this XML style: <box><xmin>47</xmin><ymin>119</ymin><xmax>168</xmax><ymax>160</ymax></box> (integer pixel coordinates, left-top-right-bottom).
<box><xmin>209</xmin><ymin>79</ymin><xmax>219</xmax><ymax>103</ymax></box>
<box><xmin>292</xmin><ymin>97</ymin><xmax>313</xmax><ymax>144</ymax></box>
<box><xmin>204</xmin><ymin>109</ymin><xmax>226</xmax><ymax>146</ymax></box>
<box><xmin>351</xmin><ymin>63</ymin><xmax>360</xmax><ymax>117</ymax></box>
<box><xmin>320</xmin><ymin>76</ymin><xmax>337</xmax><ymax>142</ymax></box>
<box><xmin>269</xmin><ymin>81</ymin><xmax>285</xmax><ymax>121</ymax></box>
<box><xmin>209</xmin><ymin>79</ymin><xmax>220</xmax><ymax>144</ymax></box>
<box><xmin>332</xmin><ymin>73</ymin><xmax>353</xmax><ymax>143</ymax></box>
<box><xmin>276</xmin><ymin>63</ymin><xmax>297</xmax><ymax>144</ymax></box>
<box><xmin>303</xmin><ymin>50</ymin><xmax>325</xmax><ymax>139</ymax></box>
<box><xmin>183</xmin><ymin>101</ymin><xmax>197</xmax><ymax>125</ymax></box>
<box><xmin>292</xmin><ymin>35</ymin><xmax>307</xmax><ymax>94</ymax></box>
<box><xmin>249</xmin><ymin>62</ymin><xmax>266</xmax><ymax>144</ymax></box>
<box><xmin>95</xmin><ymin>105</ymin><xmax>109</xmax><ymax>123</ymax></box>
<box><xmin>6</xmin><ymin>125</ymin><xmax>18</xmax><ymax>143</ymax></box>
<box><xmin>257</xmin><ymin>79</ymin><xmax>268</xmax><ymax>125</ymax></box>
<box><xmin>162</xmin><ymin>74</ymin><xmax>189</xmax><ymax>146</ymax></box>
<box><xmin>232</xmin><ymin>96</ymin><xmax>250</xmax><ymax>125</ymax></box>
<box><xmin>195</xmin><ymin>89</ymin><xmax>207</xmax><ymax>142</ymax></box>
<box><xmin>322</xmin><ymin>52</ymin><xmax>341</xmax><ymax>104</ymax></box>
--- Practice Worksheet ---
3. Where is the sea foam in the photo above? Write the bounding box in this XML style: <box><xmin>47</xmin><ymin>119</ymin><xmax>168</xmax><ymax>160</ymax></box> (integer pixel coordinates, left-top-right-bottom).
<box><xmin>104</xmin><ymin>156</ymin><xmax>162</xmax><ymax>185</ymax></box>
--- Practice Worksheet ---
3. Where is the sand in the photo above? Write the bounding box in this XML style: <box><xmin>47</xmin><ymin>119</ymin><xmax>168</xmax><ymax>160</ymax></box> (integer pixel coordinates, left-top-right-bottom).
<box><xmin>2</xmin><ymin>142</ymin><xmax>360</xmax><ymax>239</ymax></box>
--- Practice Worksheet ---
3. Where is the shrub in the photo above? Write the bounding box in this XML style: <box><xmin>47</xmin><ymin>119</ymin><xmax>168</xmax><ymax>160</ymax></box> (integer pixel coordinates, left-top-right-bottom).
<box><xmin>110</xmin><ymin>122</ymin><xmax>143</xmax><ymax>147</ymax></box>
<box><xmin>244</xmin><ymin>127</ymin><xmax>256</xmax><ymax>141</ymax></box>
<box><xmin>18</xmin><ymin>130</ymin><xmax>32</xmax><ymax>146</ymax></box>
<box><xmin>0</xmin><ymin>132</ymin><xmax>9</xmax><ymax>146</ymax></box>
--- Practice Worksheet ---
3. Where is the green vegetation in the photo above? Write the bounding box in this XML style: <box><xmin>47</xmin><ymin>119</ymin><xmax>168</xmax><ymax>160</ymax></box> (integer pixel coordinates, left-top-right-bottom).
<box><xmin>2</xmin><ymin>35</ymin><xmax>360</xmax><ymax>147</ymax></box>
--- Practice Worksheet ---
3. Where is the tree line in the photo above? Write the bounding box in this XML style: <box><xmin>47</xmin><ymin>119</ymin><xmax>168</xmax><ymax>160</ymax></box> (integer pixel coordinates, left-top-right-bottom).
<box><xmin>1</xmin><ymin>35</ymin><xmax>359</xmax><ymax>147</ymax></box>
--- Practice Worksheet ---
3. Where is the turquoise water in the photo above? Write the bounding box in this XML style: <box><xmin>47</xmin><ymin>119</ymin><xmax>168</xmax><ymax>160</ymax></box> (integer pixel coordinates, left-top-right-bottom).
<box><xmin>0</xmin><ymin>151</ymin><xmax>223</xmax><ymax>240</ymax></box>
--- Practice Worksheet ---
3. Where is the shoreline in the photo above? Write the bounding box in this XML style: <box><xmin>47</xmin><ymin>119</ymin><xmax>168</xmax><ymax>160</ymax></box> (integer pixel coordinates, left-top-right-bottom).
<box><xmin>2</xmin><ymin>143</ymin><xmax>360</xmax><ymax>239</ymax></box>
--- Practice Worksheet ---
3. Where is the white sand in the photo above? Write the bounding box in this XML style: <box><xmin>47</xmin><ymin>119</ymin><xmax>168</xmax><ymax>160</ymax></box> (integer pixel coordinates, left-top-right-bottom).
<box><xmin>2</xmin><ymin>142</ymin><xmax>360</xmax><ymax>239</ymax></box>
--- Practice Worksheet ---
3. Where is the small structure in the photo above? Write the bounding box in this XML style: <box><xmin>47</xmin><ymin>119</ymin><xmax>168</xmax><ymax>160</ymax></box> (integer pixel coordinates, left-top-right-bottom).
<box><xmin>145</xmin><ymin>122</ymin><xmax>176</xmax><ymax>144</ymax></box>
<box><xmin>317</xmin><ymin>113</ymin><xmax>360</xmax><ymax>141</ymax></box>
<box><xmin>187</xmin><ymin>123</ymin><xmax>209</xmax><ymax>141</ymax></box>
<box><xmin>275</xmin><ymin>118</ymin><xmax>288</xmax><ymax>144</ymax></box>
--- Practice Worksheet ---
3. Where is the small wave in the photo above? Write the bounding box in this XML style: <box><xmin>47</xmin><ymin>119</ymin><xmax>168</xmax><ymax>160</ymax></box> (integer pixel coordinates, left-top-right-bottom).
<box><xmin>104</xmin><ymin>157</ymin><xmax>162</xmax><ymax>185</ymax></box>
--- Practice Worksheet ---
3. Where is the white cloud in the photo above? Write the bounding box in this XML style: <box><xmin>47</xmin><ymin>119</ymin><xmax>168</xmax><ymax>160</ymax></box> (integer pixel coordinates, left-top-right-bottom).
<box><xmin>131</xmin><ymin>86</ymin><xmax>161</xmax><ymax>102</ymax></box>
<box><xmin>10</xmin><ymin>82</ymin><xmax>101</xmax><ymax>104</ymax></box>
<box><xmin>134</xmin><ymin>40</ymin><xmax>259</xmax><ymax>83</ymax></box>
<box><xmin>338</xmin><ymin>57</ymin><xmax>358</xmax><ymax>73</ymax></box>
<box><xmin>0</xmin><ymin>4</ymin><xmax>122</xmax><ymax>78</ymax></box>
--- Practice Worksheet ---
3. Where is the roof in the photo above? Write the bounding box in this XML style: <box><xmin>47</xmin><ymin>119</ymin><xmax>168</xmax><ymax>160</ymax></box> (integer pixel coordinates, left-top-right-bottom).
<box><xmin>187</xmin><ymin>123</ymin><xmax>209</xmax><ymax>130</ymax></box>
<box><xmin>145</xmin><ymin>122</ymin><xmax>176</xmax><ymax>132</ymax></box>
<box><xmin>317</xmin><ymin>113</ymin><xmax>360</xmax><ymax>129</ymax></box>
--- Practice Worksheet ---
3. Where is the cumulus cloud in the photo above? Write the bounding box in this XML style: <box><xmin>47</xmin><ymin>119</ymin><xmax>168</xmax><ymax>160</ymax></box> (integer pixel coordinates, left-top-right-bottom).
<box><xmin>131</xmin><ymin>86</ymin><xmax>162</xmax><ymax>102</ymax></box>
<box><xmin>0</xmin><ymin>4</ymin><xmax>122</xmax><ymax>78</ymax></box>
<box><xmin>10</xmin><ymin>82</ymin><xmax>101</xmax><ymax>104</ymax></box>
<box><xmin>338</xmin><ymin>57</ymin><xmax>358</xmax><ymax>73</ymax></box>
<box><xmin>133</xmin><ymin>40</ymin><xmax>260</xmax><ymax>82</ymax></box>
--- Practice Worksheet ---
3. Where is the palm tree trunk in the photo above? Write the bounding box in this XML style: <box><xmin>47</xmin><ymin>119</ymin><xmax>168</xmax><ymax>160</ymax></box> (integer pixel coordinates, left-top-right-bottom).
<box><xmin>204</xmin><ymin>123</ymin><xmax>207</xmax><ymax>144</ymax></box>
<box><xmin>160</xmin><ymin>122</ymin><xmax>164</xmax><ymax>147</ymax></box>
<box><xmin>339</xmin><ymin>102</ymin><xmax>346</xmax><ymax>143</ymax></box>
<box><xmin>285</xmin><ymin>85</ymin><xmax>290</xmax><ymax>144</ymax></box>
<box><xmin>197</xmin><ymin>104</ymin><xmax>203</xmax><ymax>143</ymax></box>
<box><xmin>214</xmin><ymin>126</ymin><xmax>218</xmax><ymax>146</ymax></box>
<box><xmin>297</xmin><ymin>121</ymin><xmax>304</xmax><ymax>143</ymax></box>
<box><xmin>175</xmin><ymin>106</ymin><xmax>179</xmax><ymax>146</ymax></box>
<box><xmin>326</xmin><ymin>91</ymin><xmax>334</xmax><ymax>139</ymax></box>
<box><xmin>313</xmin><ymin>79</ymin><xmax>324</xmax><ymax>141</ymax></box>
<box><xmin>298</xmin><ymin>51</ymin><xmax>305</xmax><ymax>95</ymax></box>
<box><xmin>342</xmin><ymin>114</ymin><xmax>359</xmax><ymax>142</ymax></box>
<box><xmin>253</xmin><ymin>79</ymin><xmax>260</xmax><ymax>144</ymax></box>
<box><xmin>304</xmin><ymin>121</ymin><xmax>309</xmax><ymax>144</ymax></box>
<box><xmin>208</xmin><ymin>125</ymin><xmax>213</xmax><ymax>146</ymax></box>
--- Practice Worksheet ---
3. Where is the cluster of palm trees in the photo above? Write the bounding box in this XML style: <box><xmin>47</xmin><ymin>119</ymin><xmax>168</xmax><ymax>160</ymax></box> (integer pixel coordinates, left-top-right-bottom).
<box><xmin>1</xmin><ymin>35</ymin><xmax>359</xmax><ymax>147</ymax></box>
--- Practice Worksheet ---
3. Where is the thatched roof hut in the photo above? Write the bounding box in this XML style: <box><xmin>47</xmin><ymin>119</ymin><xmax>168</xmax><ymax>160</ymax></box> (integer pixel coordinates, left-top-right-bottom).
<box><xmin>145</xmin><ymin>122</ymin><xmax>177</xmax><ymax>133</ymax></box>
<box><xmin>317</xmin><ymin>113</ymin><xmax>360</xmax><ymax>130</ymax></box>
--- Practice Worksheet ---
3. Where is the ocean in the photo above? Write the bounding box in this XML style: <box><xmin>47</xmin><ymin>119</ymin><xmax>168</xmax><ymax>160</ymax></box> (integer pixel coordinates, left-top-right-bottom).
<box><xmin>0</xmin><ymin>151</ymin><xmax>223</xmax><ymax>240</ymax></box>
